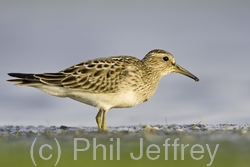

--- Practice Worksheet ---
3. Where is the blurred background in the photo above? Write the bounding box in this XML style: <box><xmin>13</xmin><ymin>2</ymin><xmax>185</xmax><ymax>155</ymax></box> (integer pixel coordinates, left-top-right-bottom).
<box><xmin>1</xmin><ymin>1</ymin><xmax>249</xmax><ymax>127</ymax></box>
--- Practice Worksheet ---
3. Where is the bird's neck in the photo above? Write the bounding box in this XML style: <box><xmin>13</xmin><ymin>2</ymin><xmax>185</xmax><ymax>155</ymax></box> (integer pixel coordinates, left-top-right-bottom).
<box><xmin>142</xmin><ymin>69</ymin><xmax>162</xmax><ymax>100</ymax></box>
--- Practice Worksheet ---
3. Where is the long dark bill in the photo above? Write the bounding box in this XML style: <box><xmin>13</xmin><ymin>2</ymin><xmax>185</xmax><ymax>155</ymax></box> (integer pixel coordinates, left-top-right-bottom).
<box><xmin>174</xmin><ymin>64</ymin><xmax>199</xmax><ymax>82</ymax></box>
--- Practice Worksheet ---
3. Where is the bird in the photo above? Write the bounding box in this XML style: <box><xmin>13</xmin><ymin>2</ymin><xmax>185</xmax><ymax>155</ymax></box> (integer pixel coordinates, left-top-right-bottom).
<box><xmin>7</xmin><ymin>49</ymin><xmax>199</xmax><ymax>130</ymax></box>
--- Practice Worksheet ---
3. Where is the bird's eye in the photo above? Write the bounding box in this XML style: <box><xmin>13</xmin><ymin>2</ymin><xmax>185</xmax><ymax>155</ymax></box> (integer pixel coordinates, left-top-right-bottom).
<box><xmin>163</xmin><ymin>56</ymin><xmax>169</xmax><ymax>61</ymax></box>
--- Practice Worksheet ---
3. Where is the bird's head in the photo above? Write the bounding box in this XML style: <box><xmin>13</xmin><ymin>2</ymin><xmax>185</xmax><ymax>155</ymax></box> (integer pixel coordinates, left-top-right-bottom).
<box><xmin>142</xmin><ymin>49</ymin><xmax>199</xmax><ymax>82</ymax></box>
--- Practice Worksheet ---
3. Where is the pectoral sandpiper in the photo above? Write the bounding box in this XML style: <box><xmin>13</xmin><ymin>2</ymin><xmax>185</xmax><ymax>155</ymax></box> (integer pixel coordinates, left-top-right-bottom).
<box><xmin>7</xmin><ymin>49</ymin><xmax>199</xmax><ymax>130</ymax></box>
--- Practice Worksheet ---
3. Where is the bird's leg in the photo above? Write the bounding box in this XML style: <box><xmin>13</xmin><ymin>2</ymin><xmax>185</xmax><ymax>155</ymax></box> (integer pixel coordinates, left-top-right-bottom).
<box><xmin>101</xmin><ymin>110</ymin><xmax>108</xmax><ymax>131</ymax></box>
<box><xmin>95</xmin><ymin>109</ymin><xmax>103</xmax><ymax>130</ymax></box>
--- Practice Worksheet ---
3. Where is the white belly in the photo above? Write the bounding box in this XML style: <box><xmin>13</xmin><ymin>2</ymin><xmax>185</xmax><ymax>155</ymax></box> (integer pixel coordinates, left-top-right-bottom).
<box><xmin>32</xmin><ymin>84</ymin><xmax>145</xmax><ymax>110</ymax></box>
<box><xmin>68</xmin><ymin>89</ymin><xmax>143</xmax><ymax>110</ymax></box>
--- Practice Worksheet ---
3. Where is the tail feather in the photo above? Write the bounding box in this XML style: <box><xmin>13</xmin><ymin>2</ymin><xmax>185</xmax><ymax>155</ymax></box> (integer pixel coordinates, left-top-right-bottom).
<box><xmin>35</xmin><ymin>73</ymin><xmax>66</xmax><ymax>80</ymax></box>
<box><xmin>7</xmin><ymin>72</ymin><xmax>66</xmax><ymax>86</ymax></box>
<box><xmin>8</xmin><ymin>73</ymin><xmax>37</xmax><ymax>80</ymax></box>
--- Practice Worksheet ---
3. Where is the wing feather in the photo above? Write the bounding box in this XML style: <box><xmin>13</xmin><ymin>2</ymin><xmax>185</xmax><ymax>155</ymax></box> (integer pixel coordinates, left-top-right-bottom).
<box><xmin>59</xmin><ymin>56</ymin><xmax>140</xmax><ymax>93</ymax></box>
<box><xmin>8</xmin><ymin>56</ymin><xmax>142</xmax><ymax>93</ymax></box>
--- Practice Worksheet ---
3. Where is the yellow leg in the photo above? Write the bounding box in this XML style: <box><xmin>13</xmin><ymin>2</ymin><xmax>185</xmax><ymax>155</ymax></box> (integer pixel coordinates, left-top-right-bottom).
<box><xmin>95</xmin><ymin>109</ymin><xmax>103</xmax><ymax>130</ymax></box>
<box><xmin>101</xmin><ymin>110</ymin><xmax>108</xmax><ymax>131</ymax></box>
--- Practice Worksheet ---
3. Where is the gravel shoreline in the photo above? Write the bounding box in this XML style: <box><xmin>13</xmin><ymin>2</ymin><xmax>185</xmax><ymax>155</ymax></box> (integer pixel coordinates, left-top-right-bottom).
<box><xmin>1</xmin><ymin>123</ymin><xmax>249</xmax><ymax>135</ymax></box>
